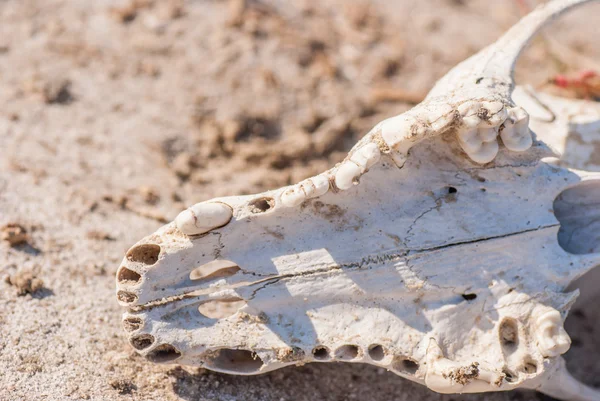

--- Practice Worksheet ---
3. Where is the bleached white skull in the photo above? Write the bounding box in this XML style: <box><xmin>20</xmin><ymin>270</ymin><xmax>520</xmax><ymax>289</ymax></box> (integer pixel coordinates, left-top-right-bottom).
<box><xmin>116</xmin><ymin>1</ymin><xmax>600</xmax><ymax>399</ymax></box>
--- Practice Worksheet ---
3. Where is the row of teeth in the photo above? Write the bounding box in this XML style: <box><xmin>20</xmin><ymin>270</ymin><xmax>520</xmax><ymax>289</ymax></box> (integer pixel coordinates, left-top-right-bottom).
<box><xmin>381</xmin><ymin>101</ymin><xmax>532</xmax><ymax>165</ymax></box>
<box><xmin>174</xmin><ymin>102</ymin><xmax>532</xmax><ymax>236</ymax></box>
<box><xmin>456</xmin><ymin>103</ymin><xmax>531</xmax><ymax>164</ymax></box>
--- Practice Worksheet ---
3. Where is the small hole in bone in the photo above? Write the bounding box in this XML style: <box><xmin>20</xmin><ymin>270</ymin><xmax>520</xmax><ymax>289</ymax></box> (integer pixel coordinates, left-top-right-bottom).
<box><xmin>122</xmin><ymin>317</ymin><xmax>143</xmax><ymax>332</ymax></box>
<box><xmin>126</xmin><ymin>244</ymin><xmax>161</xmax><ymax>265</ymax></box>
<box><xmin>312</xmin><ymin>346</ymin><xmax>330</xmax><ymax>360</ymax></box>
<box><xmin>189</xmin><ymin>260</ymin><xmax>241</xmax><ymax>282</ymax></box>
<box><xmin>249</xmin><ymin>197</ymin><xmax>274</xmax><ymax>213</ymax></box>
<box><xmin>117</xmin><ymin>267</ymin><xmax>142</xmax><ymax>285</ymax></box>
<box><xmin>503</xmin><ymin>368</ymin><xmax>516</xmax><ymax>382</ymax></box>
<box><xmin>554</xmin><ymin>180</ymin><xmax>600</xmax><ymax>254</ymax></box>
<box><xmin>392</xmin><ymin>356</ymin><xmax>419</xmax><ymax>374</ymax></box>
<box><xmin>146</xmin><ymin>344</ymin><xmax>182</xmax><ymax>363</ymax></box>
<box><xmin>117</xmin><ymin>290</ymin><xmax>138</xmax><ymax>304</ymax></box>
<box><xmin>130</xmin><ymin>334</ymin><xmax>155</xmax><ymax>350</ymax></box>
<box><xmin>198</xmin><ymin>298</ymin><xmax>247</xmax><ymax>319</ymax></box>
<box><xmin>462</xmin><ymin>293</ymin><xmax>477</xmax><ymax>301</ymax></box>
<box><xmin>334</xmin><ymin>345</ymin><xmax>359</xmax><ymax>360</ymax></box>
<box><xmin>368</xmin><ymin>344</ymin><xmax>385</xmax><ymax>361</ymax></box>
<box><xmin>447</xmin><ymin>186</ymin><xmax>458</xmax><ymax>194</ymax></box>
<box><xmin>520</xmin><ymin>358</ymin><xmax>538</xmax><ymax>374</ymax></box>
<box><xmin>206</xmin><ymin>349</ymin><xmax>264</xmax><ymax>373</ymax></box>
<box><xmin>499</xmin><ymin>317</ymin><xmax>519</xmax><ymax>349</ymax></box>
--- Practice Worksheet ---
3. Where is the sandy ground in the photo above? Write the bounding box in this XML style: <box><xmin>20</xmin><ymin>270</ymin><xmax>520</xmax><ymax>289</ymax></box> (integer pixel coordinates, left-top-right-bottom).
<box><xmin>1</xmin><ymin>0</ymin><xmax>599</xmax><ymax>400</ymax></box>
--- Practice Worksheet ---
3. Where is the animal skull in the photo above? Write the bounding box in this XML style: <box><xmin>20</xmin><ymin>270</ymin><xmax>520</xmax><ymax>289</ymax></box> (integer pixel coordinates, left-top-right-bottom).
<box><xmin>116</xmin><ymin>1</ymin><xmax>600</xmax><ymax>399</ymax></box>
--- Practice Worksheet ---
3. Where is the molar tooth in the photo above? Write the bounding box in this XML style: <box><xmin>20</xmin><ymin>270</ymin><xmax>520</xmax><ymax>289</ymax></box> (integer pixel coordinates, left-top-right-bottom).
<box><xmin>457</xmin><ymin>128</ymin><xmax>483</xmax><ymax>154</ymax></box>
<box><xmin>281</xmin><ymin>185</ymin><xmax>306</xmax><ymax>208</ymax></box>
<box><xmin>458</xmin><ymin>101</ymin><xmax>481</xmax><ymax>118</ymax></box>
<box><xmin>176</xmin><ymin>202</ymin><xmax>233</xmax><ymax>235</ymax></box>
<box><xmin>508</xmin><ymin>106</ymin><xmax>529</xmax><ymax>124</ymax></box>
<box><xmin>500</xmin><ymin>108</ymin><xmax>532</xmax><ymax>152</ymax></box>
<box><xmin>482</xmin><ymin>101</ymin><xmax>504</xmax><ymax>115</ymax></box>
<box><xmin>479</xmin><ymin>127</ymin><xmax>498</xmax><ymax>142</ymax></box>
<box><xmin>350</xmin><ymin>143</ymin><xmax>381</xmax><ymax>171</ymax></box>
<box><xmin>486</xmin><ymin>106</ymin><xmax>509</xmax><ymax>127</ymax></box>
<box><xmin>335</xmin><ymin>162</ymin><xmax>362</xmax><ymax>190</ymax></box>
<box><xmin>480</xmin><ymin>101</ymin><xmax>508</xmax><ymax>126</ymax></box>
<box><xmin>466</xmin><ymin>140</ymin><xmax>499</xmax><ymax>164</ymax></box>
<box><xmin>281</xmin><ymin>175</ymin><xmax>331</xmax><ymax>207</ymax></box>
<box><xmin>381</xmin><ymin>114</ymin><xmax>417</xmax><ymax>149</ymax></box>
<box><xmin>462</xmin><ymin>115</ymin><xmax>481</xmax><ymax>129</ymax></box>
<box><xmin>501</xmin><ymin>127</ymin><xmax>533</xmax><ymax>151</ymax></box>
<box><xmin>535</xmin><ymin>310</ymin><xmax>571</xmax><ymax>357</ymax></box>
<box><xmin>302</xmin><ymin>175</ymin><xmax>330</xmax><ymax>198</ymax></box>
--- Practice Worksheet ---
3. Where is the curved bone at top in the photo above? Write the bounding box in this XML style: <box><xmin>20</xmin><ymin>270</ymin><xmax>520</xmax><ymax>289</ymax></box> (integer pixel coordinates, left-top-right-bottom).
<box><xmin>428</xmin><ymin>0</ymin><xmax>595</xmax><ymax>100</ymax></box>
<box><xmin>116</xmin><ymin>1</ymin><xmax>600</xmax><ymax>401</ymax></box>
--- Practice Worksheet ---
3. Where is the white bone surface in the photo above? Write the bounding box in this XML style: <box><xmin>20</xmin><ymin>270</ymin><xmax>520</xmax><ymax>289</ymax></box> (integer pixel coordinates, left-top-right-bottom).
<box><xmin>116</xmin><ymin>1</ymin><xmax>600</xmax><ymax>400</ymax></box>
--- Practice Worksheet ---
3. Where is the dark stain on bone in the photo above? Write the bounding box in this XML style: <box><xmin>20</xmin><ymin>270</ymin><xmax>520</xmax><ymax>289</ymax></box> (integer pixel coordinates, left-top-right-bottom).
<box><xmin>477</xmin><ymin>107</ymin><xmax>490</xmax><ymax>121</ymax></box>
<box><xmin>263</xmin><ymin>227</ymin><xmax>284</xmax><ymax>240</ymax></box>
<box><xmin>312</xmin><ymin>200</ymin><xmax>345</xmax><ymax>220</ymax></box>
<box><xmin>277</xmin><ymin>347</ymin><xmax>305</xmax><ymax>362</ymax></box>
<box><xmin>442</xmin><ymin>362</ymin><xmax>480</xmax><ymax>385</ymax></box>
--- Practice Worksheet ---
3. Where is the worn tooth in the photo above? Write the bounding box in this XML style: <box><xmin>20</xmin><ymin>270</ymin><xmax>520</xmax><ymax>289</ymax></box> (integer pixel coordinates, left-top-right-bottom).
<box><xmin>335</xmin><ymin>162</ymin><xmax>362</xmax><ymax>190</ymax></box>
<box><xmin>175</xmin><ymin>202</ymin><xmax>233</xmax><ymax>235</ymax></box>
<box><xmin>484</xmin><ymin>102</ymin><xmax>508</xmax><ymax>127</ymax></box>
<box><xmin>535</xmin><ymin>310</ymin><xmax>571</xmax><ymax>357</ymax></box>
<box><xmin>479</xmin><ymin>127</ymin><xmax>498</xmax><ymax>142</ymax></box>
<box><xmin>462</xmin><ymin>115</ymin><xmax>481</xmax><ymax>129</ymax></box>
<box><xmin>465</xmin><ymin>140</ymin><xmax>498</xmax><ymax>164</ymax></box>
<box><xmin>500</xmin><ymin>108</ymin><xmax>532</xmax><ymax>152</ymax></box>
<box><xmin>457</xmin><ymin>128</ymin><xmax>483</xmax><ymax>154</ymax></box>
<box><xmin>482</xmin><ymin>101</ymin><xmax>504</xmax><ymax>115</ymax></box>
<box><xmin>350</xmin><ymin>143</ymin><xmax>381</xmax><ymax>171</ymax></box>
<box><xmin>509</xmin><ymin>106</ymin><xmax>529</xmax><ymax>124</ymax></box>
<box><xmin>501</xmin><ymin>125</ymin><xmax>532</xmax><ymax>151</ymax></box>
<box><xmin>281</xmin><ymin>175</ymin><xmax>331</xmax><ymax>207</ymax></box>
<box><xmin>333</xmin><ymin>143</ymin><xmax>382</xmax><ymax>191</ymax></box>
<box><xmin>302</xmin><ymin>175</ymin><xmax>330</xmax><ymax>198</ymax></box>
<box><xmin>381</xmin><ymin>114</ymin><xmax>418</xmax><ymax>149</ymax></box>
<box><xmin>281</xmin><ymin>185</ymin><xmax>306</xmax><ymax>208</ymax></box>
<box><xmin>458</xmin><ymin>101</ymin><xmax>481</xmax><ymax>117</ymax></box>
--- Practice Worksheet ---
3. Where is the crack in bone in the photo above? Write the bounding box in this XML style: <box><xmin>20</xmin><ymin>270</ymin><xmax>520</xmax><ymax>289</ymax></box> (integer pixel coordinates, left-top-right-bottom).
<box><xmin>132</xmin><ymin>224</ymin><xmax>560</xmax><ymax>312</ymax></box>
